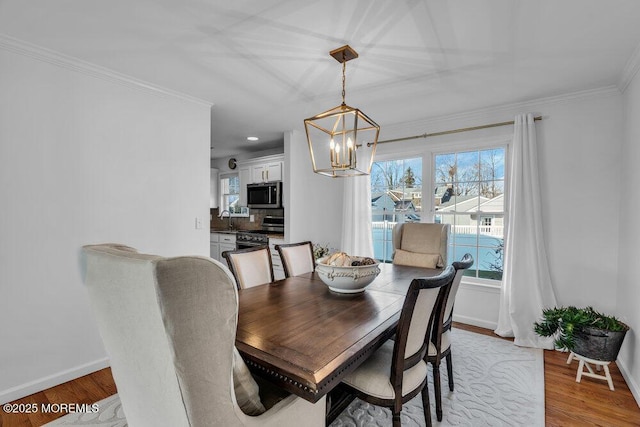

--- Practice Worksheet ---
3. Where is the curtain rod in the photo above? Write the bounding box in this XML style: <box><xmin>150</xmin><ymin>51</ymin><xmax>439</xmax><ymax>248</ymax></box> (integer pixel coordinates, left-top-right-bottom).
<box><xmin>367</xmin><ymin>116</ymin><xmax>543</xmax><ymax>147</ymax></box>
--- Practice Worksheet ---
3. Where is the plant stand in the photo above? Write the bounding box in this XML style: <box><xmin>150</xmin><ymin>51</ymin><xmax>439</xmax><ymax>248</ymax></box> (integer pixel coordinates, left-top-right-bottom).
<box><xmin>567</xmin><ymin>352</ymin><xmax>614</xmax><ymax>391</ymax></box>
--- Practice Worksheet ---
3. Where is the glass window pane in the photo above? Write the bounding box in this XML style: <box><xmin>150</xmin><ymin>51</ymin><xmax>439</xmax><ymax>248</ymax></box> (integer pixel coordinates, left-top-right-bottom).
<box><xmin>479</xmin><ymin>181</ymin><xmax>504</xmax><ymax>210</ymax></box>
<box><xmin>435</xmin><ymin>153</ymin><xmax>455</xmax><ymax>186</ymax></box>
<box><xmin>435</xmin><ymin>146</ymin><xmax>507</xmax><ymax>283</ymax></box>
<box><xmin>220</xmin><ymin>174</ymin><xmax>240</xmax><ymax>212</ymax></box>
<box><xmin>370</xmin><ymin>157</ymin><xmax>422</xmax><ymax>262</ymax></box>
<box><xmin>455</xmin><ymin>151</ymin><xmax>480</xmax><ymax>183</ymax></box>
<box><xmin>453</xmin><ymin>187</ymin><xmax>481</xmax><ymax>213</ymax></box>
<box><xmin>479</xmin><ymin>180</ymin><xmax>505</xmax><ymax>201</ymax></box>
<box><xmin>229</xmin><ymin>176</ymin><xmax>240</xmax><ymax>193</ymax></box>
<box><xmin>479</xmin><ymin>238</ymin><xmax>504</xmax><ymax>280</ymax></box>
<box><xmin>480</xmin><ymin>148</ymin><xmax>505</xmax><ymax>181</ymax></box>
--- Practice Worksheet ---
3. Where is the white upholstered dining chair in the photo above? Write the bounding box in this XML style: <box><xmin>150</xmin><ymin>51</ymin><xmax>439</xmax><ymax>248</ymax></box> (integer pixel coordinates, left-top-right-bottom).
<box><xmin>222</xmin><ymin>246</ymin><xmax>274</xmax><ymax>289</ymax></box>
<box><xmin>81</xmin><ymin>243</ymin><xmax>325</xmax><ymax>427</ymax></box>
<box><xmin>274</xmin><ymin>241</ymin><xmax>315</xmax><ymax>278</ymax></box>
<box><xmin>339</xmin><ymin>266</ymin><xmax>456</xmax><ymax>427</ymax></box>
<box><xmin>428</xmin><ymin>253</ymin><xmax>473</xmax><ymax>422</ymax></box>
<box><xmin>392</xmin><ymin>223</ymin><xmax>450</xmax><ymax>269</ymax></box>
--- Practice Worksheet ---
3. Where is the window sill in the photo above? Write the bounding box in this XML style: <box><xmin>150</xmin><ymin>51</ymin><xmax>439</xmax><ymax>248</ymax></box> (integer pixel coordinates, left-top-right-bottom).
<box><xmin>460</xmin><ymin>277</ymin><xmax>502</xmax><ymax>291</ymax></box>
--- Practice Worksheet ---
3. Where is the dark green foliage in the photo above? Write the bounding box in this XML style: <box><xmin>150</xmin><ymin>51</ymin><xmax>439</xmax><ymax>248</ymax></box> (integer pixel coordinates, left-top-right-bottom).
<box><xmin>487</xmin><ymin>240</ymin><xmax>504</xmax><ymax>274</ymax></box>
<box><xmin>533</xmin><ymin>306</ymin><xmax>625</xmax><ymax>351</ymax></box>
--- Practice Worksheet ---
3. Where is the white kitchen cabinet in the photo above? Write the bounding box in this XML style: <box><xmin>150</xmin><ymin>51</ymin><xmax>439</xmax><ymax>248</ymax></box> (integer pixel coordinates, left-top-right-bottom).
<box><xmin>219</xmin><ymin>233</ymin><xmax>237</xmax><ymax>261</ymax></box>
<box><xmin>210</xmin><ymin>242</ymin><xmax>220</xmax><ymax>261</ymax></box>
<box><xmin>238</xmin><ymin>154</ymin><xmax>284</xmax><ymax>187</ymax></box>
<box><xmin>210</xmin><ymin>232</ymin><xmax>236</xmax><ymax>262</ymax></box>
<box><xmin>252</xmin><ymin>161</ymin><xmax>282</xmax><ymax>183</ymax></box>
<box><xmin>210</xmin><ymin>233</ymin><xmax>220</xmax><ymax>260</ymax></box>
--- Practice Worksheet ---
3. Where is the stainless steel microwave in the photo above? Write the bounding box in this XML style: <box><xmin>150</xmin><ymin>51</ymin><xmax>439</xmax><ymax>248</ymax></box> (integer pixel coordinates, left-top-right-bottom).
<box><xmin>247</xmin><ymin>181</ymin><xmax>282</xmax><ymax>209</ymax></box>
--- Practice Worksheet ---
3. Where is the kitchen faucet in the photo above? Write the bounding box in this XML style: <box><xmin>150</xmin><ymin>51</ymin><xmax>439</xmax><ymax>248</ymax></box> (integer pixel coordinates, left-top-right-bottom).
<box><xmin>218</xmin><ymin>210</ymin><xmax>233</xmax><ymax>230</ymax></box>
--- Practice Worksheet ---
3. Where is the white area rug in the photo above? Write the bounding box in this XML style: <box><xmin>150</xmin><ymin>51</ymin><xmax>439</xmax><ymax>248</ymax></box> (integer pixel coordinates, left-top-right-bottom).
<box><xmin>330</xmin><ymin>329</ymin><xmax>544</xmax><ymax>427</ymax></box>
<box><xmin>44</xmin><ymin>394</ymin><xmax>125</xmax><ymax>426</ymax></box>
<box><xmin>45</xmin><ymin>329</ymin><xmax>544</xmax><ymax>427</ymax></box>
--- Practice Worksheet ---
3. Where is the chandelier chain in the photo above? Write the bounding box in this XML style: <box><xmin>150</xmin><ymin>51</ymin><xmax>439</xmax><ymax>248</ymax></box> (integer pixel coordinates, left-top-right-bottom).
<box><xmin>341</xmin><ymin>54</ymin><xmax>346</xmax><ymax>105</ymax></box>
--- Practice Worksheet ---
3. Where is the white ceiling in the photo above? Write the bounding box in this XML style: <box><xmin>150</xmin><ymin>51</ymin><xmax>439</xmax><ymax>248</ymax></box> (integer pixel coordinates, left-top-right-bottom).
<box><xmin>2</xmin><ymin>0</ymin><xmax>640</xmax><ymax>159</ymax></box>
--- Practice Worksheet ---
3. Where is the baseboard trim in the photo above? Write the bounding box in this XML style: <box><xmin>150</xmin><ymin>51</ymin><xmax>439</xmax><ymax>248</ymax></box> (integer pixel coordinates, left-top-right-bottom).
<box><xmin>617</xmin><ymin>357</ymin><xmax>640</xmax><ymax>408</ymax></box>
<box><xmin>0</xmin><ymin>357</ymin><xmax>110</xmax><ymax>405</ymax></box>
<box><xmin>453</xmin><ymin>314</ymin><xmax>497</xmax><ymax>330</ymax></box>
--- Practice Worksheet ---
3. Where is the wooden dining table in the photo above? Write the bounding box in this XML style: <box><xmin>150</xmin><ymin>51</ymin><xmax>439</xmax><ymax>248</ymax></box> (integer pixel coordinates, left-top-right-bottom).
<box><xmin>235</xmin><ymin>263</ymin><xmax>440</xmax><ymax>404</ymax></box>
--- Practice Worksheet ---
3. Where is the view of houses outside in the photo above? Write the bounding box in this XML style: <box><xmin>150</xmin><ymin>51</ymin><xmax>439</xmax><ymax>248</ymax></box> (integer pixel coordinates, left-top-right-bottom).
<box><xmin>371</xmin><ymin>148</ymin><xmax>506</xmax><ymax>281</ymax></box>
<box><xmin>434</xmin><ymin>148</ymin><xmax>506</xmax><ymax>280</ymax></box>
<box><xmin>371</xmin><ymin>158</ymin><xmax>423</xmax><ymax>262</ymax></box>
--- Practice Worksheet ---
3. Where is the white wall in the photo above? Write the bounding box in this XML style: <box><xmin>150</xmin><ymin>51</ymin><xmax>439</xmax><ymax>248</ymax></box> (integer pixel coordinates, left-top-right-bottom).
<box><xmin>285</xmin><ymin>130</ymin><xmax>344</xmax><ymax>247</ymax></box>
<box><xmin>535</xmin><ymin>91</ymin><xmax>623</xmax><ymax>311</ymax></box>
<box><xmin>0</xmin><ymin>45</ymin><xmax>212</xmax><ymax>403</ymax></box>
<box><xmin>619</xmin><ymin>70</ymin><xmax>640</xmax><ymax>404</ymax></box>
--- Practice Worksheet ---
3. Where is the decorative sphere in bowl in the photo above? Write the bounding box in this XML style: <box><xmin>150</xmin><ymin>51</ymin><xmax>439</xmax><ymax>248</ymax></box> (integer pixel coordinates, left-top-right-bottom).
<box><xmin>315</xmin><ymin>254</ymin><xmax>381</xmax><ymax>293</ymax></box>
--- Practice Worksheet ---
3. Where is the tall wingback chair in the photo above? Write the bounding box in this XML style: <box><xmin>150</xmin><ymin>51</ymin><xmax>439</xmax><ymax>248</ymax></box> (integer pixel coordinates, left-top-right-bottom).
<box><xmin>392</xmin><ymin>223</ymin><xmax>450</xmax><ymax>269</ymax></box>
<box><xmin>428</xmin><ymin>253</ymin><xmax>474</xmax><ymax>422</ymax></box>
<box><xmin>340</xmin><ymin>266</ymin><xmax>456</xmax><ymax>427</ymax></box>
<box><xmin>222</xmin><ymin>246</ymin><xmax>274</xmax><ymax>289</ymax></box>
<box><xmin>82</xmin><ymin>244</ymin><xmax>324</xmax><ymax>427</ymax></box>
<box><xmin>275</xmin><ymin>241</ymin><xmax>315</xmax><ymax>278</ymax></box>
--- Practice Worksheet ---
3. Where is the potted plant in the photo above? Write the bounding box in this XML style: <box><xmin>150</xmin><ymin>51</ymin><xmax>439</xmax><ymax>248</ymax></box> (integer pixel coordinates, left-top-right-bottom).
<box><xmin>534</xmin><ymin>306</ymin><xmax>629</xmax><ymax>361</ymax></box>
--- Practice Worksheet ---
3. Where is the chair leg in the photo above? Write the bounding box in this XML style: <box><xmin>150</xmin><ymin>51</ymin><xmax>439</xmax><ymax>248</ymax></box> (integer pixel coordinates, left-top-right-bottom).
<box><xmin>433</xmin><ymin>363</ymin><xmax>443</xmax><ymax>421</ymax></box>
<box><xmin>422</xmin><ymin>385</ymin><xmax>432</xmax><ymax>427</ymax></box>
<box><xmin>392</xmin><ymin>411</ymin><xmax>401</xmax><ymax>427</ymax></box>
<box><xmin>446</xmin><ymin>352</ymin><xmax>454</xmax><ymax>391</ymax></box>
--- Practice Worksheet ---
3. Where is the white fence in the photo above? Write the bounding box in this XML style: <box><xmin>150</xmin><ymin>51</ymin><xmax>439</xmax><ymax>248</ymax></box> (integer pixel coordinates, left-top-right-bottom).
<box><xmin>451</xmin><ymin>225</ymin><xmax>504</xmax><ymax>237</ymax></box>
<box><xmin>372</xmin><ymin>221</ymin><xmax>503</xmax><ymax>237</ymax></box>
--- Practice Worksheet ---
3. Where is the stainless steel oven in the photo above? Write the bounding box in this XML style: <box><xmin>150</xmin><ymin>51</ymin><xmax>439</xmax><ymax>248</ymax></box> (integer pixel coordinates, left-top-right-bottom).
<box><xmin>236</xmin><ymin>232</ymin><xmax>269</xmax><ymax>249</ymax></box>
<box><xmin>235</xmin><ymin>216</ymin><xmax>284</xmax><ymax>250</ymax></box>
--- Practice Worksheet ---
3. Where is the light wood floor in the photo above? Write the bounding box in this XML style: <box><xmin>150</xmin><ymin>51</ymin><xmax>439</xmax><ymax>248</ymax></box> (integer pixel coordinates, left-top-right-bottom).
<box><xmin>2</xmin><ymin>324</ymin><xmax>639</xmax><ymax>426</ymax></box>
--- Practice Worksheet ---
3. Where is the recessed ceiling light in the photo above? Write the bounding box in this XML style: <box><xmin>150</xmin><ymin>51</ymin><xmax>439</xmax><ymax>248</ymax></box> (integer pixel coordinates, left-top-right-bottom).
<box><xmin>247</xmin><ymin>136</ymin><xmax>259</xmax><ymax>141</ymax></box>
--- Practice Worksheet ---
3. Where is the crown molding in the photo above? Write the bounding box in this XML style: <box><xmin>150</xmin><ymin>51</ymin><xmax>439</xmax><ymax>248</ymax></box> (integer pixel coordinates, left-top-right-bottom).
<box><xmin>0</xmin><ymin>33</ymin><xmax>213</xmax><ymax>108</ymax></box>
<box><xmin>619</xmin><ymin>40</ymin><xmax>640</xmax><ymax>93</ymax></box>
<box><xmin>382</xmin><ymin>85</ymin><xmax>621</xmax><ymax>136</ymax></box>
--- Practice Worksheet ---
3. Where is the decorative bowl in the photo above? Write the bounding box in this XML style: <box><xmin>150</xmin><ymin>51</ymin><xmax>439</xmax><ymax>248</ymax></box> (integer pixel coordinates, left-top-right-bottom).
<box><xmin>315</xmin><ymin>255</ymin><xmax>381</xmax><ymax>294</ymax></box>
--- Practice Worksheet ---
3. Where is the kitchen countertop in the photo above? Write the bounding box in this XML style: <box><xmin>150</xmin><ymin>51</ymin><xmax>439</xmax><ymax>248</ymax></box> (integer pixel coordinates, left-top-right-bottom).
<box><xmin>210</xmin><ymin>229</ymin><xmax>285</xmax><ymax>241</ymax></box>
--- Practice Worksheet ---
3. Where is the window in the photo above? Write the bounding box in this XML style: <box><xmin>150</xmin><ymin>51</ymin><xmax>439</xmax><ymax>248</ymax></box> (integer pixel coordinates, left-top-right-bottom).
<box><xmin>370</xmin><ymin>157</ymin><xmax>423</xmax><ymax>262</ymax></box>
<box><xmin>220</xmin><ymin>174</ymin><xmax>240</xmax><ymax>212</ymax></box>
<box><xmin>434</xmin><ymin>148</ymin><xmax>506</xmax><ymax>281</ymax></box>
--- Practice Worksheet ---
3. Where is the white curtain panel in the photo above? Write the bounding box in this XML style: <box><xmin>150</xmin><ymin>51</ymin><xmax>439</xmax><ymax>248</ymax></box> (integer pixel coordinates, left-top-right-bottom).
<box><xmin>495</xmin><ymin>113</ymin><xmax>558</xmax><ymax>349</ymax></box>
<box><xmin>340</xmin><ymin>175</ymin><xmax>374</xmax><ymax>257</ymax></box>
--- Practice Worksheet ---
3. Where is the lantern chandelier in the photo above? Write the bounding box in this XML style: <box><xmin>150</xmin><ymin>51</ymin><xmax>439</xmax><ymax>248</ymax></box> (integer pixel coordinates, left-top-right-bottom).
<box><xmin>304</xmin><ymin>45</ymin><xmax>380</xmax><ymax>177</ymax></box>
